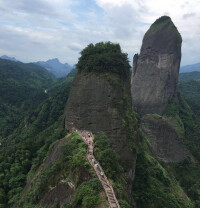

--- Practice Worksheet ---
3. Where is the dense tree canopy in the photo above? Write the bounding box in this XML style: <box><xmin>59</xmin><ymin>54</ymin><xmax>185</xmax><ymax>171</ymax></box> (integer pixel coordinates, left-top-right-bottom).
<box><xmin>0</xmin><ymin>63</ymin><xmax>73</xmax><ymax>207</ymax></box>
<box><xmin>76</xmin><ymin>42</ymin><xmax>131</xmax><ymax>79</ymax></box>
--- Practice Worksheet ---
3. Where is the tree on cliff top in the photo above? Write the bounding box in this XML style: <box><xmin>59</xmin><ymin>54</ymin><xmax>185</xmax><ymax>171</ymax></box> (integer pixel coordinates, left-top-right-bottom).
<box><xmin>76</xmin><ymin>42</ymin><xmax>130</xmax><ymax>79</ymax></box>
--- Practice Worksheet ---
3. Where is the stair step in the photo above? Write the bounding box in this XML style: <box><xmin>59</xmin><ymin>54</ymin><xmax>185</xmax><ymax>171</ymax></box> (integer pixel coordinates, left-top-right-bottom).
<box><xmin>79</xmin><ymin>131</ymin><xmax>120</xmax><ymax>208</ymax></box>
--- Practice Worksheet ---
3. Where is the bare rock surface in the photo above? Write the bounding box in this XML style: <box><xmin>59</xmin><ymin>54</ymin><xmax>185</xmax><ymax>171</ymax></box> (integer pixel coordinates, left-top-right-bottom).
<box><xmin>141</xmin><ymin>115</ymin><xmax>193</xmax><ymax>162</ymax></box>
<box><xmin>63</xmin><ymin>72</ymin><xmax>136</xmax><ymax>179</ymax></box>
<box><xmin>39</xmin><ymin>182</ymin><xmax>74</xmax><ymax>207</ymax></box>
<box><xmin>131</xmin><ymin>16</ymin><xmax>182</xmax><ymax>115</ymax></box>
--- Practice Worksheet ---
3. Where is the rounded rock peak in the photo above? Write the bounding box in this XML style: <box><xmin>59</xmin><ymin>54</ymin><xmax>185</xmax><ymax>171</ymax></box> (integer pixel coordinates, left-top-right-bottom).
<box><xmin>152</xmin><ymin>15</ymin><xmax>171</xmax><ymax>26</ymax></box>
<box><xmin>76</xmin><ymin>41</ymin><xmax>130</xmax><ymax>79</ymax></box>
<box><xmin>145</xmin><ymin>16</ymin><xmax>182</xmax><ymax>43</ymax></box>
<box><xmin>131</xmin><ymin>16</ymin><xmax>182</xmax><ymax>115</ymax></box>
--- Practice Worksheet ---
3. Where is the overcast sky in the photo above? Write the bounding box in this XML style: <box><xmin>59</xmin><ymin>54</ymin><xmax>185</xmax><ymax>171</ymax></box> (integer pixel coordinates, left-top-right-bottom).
<box><xmin>0</xmin><ymin>0</ymin><xmax>199</xmax><ymax>66</ymax></box>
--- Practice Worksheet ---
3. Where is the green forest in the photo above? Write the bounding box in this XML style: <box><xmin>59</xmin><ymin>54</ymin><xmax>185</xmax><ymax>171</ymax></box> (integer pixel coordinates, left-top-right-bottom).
<box><xmin>1</xmin><ymin>45</ymin><xmax>200</xmax><ymax>208</ymax></box>
<box><xmin>0</xmin><ymin>59</ymin><xmax>73</xmax><ymax>207</ymax></box>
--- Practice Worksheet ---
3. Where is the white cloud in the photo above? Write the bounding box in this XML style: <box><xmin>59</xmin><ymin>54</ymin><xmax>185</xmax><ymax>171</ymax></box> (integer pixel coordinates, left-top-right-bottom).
<box><xmin>0</xmin><ymin>0</ymin><xmax>199</xmax><ymax>65</ymax></box>
<box><xmin>95</xmin><ymin>0</ymin><xmax>200</xmax><ymax>65</ymax></box>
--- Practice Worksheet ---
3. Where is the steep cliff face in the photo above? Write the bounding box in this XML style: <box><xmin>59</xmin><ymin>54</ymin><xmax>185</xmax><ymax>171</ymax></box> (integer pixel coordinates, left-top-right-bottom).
<box><xmin>63</xmin><ymin>43</ymin><xmax>137</xmax><ymax>202</ymax></box>
<box><xmin>141</xmin><ymin>115</ymin><xmax>193</xmax><ymax>162</ymax></box>
<box><xmin>131</xmin><ymin>16</ymin><xmax>182</xmax><ymax>115</ymax></box>
<box><xmin>63</xmin><ymin>72</ymin><xmax>136</xmax><ymax>176</ymax></box>
<box><xmin>131</xmin><ymin>17</ymin><xmax>193</xmax><ymax>164</ymax></box>
<box><xmin>18</xmin><ymin>134</ymin><xmax>108</xmax><ymax>208</ymax></box>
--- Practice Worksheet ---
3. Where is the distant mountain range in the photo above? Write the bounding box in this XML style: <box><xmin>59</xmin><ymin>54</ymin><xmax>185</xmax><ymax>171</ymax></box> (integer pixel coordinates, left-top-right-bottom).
<box><xmin>1</xmin><ymin>55</ymin><xmax>200</xmax><ymax>76</ymax></box>
<box><xmin>0</xmin><ymin>55</ymin><xmax>18</xmax><ymax>62</ymax></box>
<box><xmin>0</xmin><ymin>55</ymin><xmax>74</xmax><ymax>78</ymax></box>
<box><xmin>35</xmin><ymin>58</ymin><xmax>73</xmax><ymax>78</ymax></box>
<box><xmin>180</xmin><ymin>62</ymin><xmax>200</xmax><ymax>73</ymax></box>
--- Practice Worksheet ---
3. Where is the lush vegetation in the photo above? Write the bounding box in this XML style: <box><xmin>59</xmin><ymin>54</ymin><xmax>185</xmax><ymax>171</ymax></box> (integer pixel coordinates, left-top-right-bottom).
<box><xmin>111</xmin><ymin>73</ymin><xmax>139</xmax><ymax>153</ymax></box>
<box><xmin>132</xmin><ymin>74</ymin><xmax>200</xmax><ymax>208</ymax></box>
<box><xmin>72</xmin><ymin>178</ymin><xmax>103</xmax><ymax>208</ymax></box>
<box><xmin>160</xmin><ymin>77</ymin><xmax>200</xmax><ymax>207</ymax></box>
<box><xmin>132</xmin><ymin>149</ymin><xmax>193</xmax><ymax>208</ymax></box>
<box><xmin>18</xmin><ymin>133</ymin><xmax>105</xmax><ymax>208</ymax></box>
<box><xmin>0</xmin><ymin>59</ymin><xmax>107</xmax><ymax>208</ymax></box>
<box><xmin>94</xmin><ymin>132</ymin><xmax>132</xmax><ymax>207</ymax></box>
<box><xmin>170</xmin><ymin>159</ymin><xmax>200</xmax><ymax>207</ymax></box>
<box><xmin>0</xmin><ymin>59</ymin><xmax>54</xmax><ymax>137</ymax></box>
<box><xmin>165</xmin><ymin>95</ymin><xmax>200</xmax><ymax>161</ymax></box>
<box><xmin>179</xmin><ymin>72</ymin><xmax>200</xmax><ymax>82</ymax></box>
<box><xmin>2</xmin><ymin>44</ymin><xmax>200</xmax><ymax>208</ymax></box>
<box><xmin>179</xmin><ymin>80</ymin><xmax>200</xmax><ymax>116</ymax></box>
<box><xmin>0</xmin><ymin>62</ymin><xmax>74</xmax><ymax>207</ymax></box>
<box><xmin>76</xmin><ymin>42</ymin><xmax>130</xmax><ymax>79</ymax></box>
<box><xmin>94</xmin><ymin>132</ymin><xmax>123</xmax><ymax>180</ymax></box>
<box><xmin>16</xmin><ymin>132</ymin><xmax>107</xmax><ymax>208</ymax></box>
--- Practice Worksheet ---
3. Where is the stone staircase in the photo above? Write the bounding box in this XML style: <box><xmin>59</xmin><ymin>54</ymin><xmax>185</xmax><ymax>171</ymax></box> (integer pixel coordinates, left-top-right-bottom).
<box><xmin>77</xmin><ymin>130</ymin><xmax>120</xmax><ymax>208</ymax></box>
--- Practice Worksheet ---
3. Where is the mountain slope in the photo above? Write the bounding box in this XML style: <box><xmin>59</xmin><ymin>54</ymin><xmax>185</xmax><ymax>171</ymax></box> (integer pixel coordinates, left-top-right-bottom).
<box><xmin>17</xmin><ymin>133</ymin><xmax>109</xmax><ymax>208</ymax></box>
<box><xmin>180</xmin><ymin>63</ymin><xmax>200</xmax><ymax>73</ymax></box>
<box><xmin>0</xmin><ymin>55</ymin><xmax>18</xmax><ymax>62</ymax></box>
<box><xmin>36</xmin><ymin>58</ymin><xmax>73</xmax><ymax>78</ymax></box>
<box><xmin>63</xmin><ymin>42</ymin><xmax>137</xmax><ymax>206</ymax></box>
<box><xmin>0</xmin><ymin>71</ymin><xmax>73</xmax><ymax>207</ymax></box>
<box><xmin>179</xmin><ymin>71</ymin><xmax>200</xmax><ymax>81</ymax></box>
<box><xmin>0</xmin><ymin>59</ymin><xmax>54</xmax><ymax>137</ymax></box>
<box><xmin>130</xmin><ymin>16</ymin><xmax>200</xmax><ymax>208</ymax></box>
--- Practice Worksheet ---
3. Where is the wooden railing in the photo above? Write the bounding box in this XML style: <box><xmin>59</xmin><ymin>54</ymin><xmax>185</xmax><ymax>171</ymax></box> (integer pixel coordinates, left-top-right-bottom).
<box><xmin>76</xmin><ymin>130</ymin><xmax>120</xmax><ymax>208</ymax></box>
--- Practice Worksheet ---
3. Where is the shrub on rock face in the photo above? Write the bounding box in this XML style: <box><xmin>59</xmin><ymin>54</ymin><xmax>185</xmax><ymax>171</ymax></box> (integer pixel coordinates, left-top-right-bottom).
<box><xmin>76</xmin><ymin>42</ymin><xmax>130</xmax><ymax>79</ymax></box>
<box><xmin>71</xmin><ymin>178</ymin><xmax>102</xmax><ymax>208</ymax></box>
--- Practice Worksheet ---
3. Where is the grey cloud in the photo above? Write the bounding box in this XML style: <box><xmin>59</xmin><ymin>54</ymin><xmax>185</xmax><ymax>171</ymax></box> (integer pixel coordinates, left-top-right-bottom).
<box><xmin>68</xmin><ymin>43</ymin><xmax>83</xmax><ymax>51</ymax></box>
<box><xmin>164</xmin><ymin>12</ymin><xmax>170</xmax><ymax>16</ymax></box>
<box><xmin>183</xmin><ymin>13</ymin><xmax>196</xmax><ymax>19</ymax></box>
<box><xmin>31</xmin><ymin>41</ymin><xmax>46</xmax><ymax>47</ymax></box>
<box><xmin>0</xmin><ymin>0</ymin><xmax>56</xmax><ymax>16</ymax></box>
<box><xmin>105</xmin><ymin>3</ymin><xmax>138</xmax><ymax>39</ymax></box>
<box><xmin>0</xmin><ymin>0</ymin><xmax>199</xmax><ymax>66</ymax></box>
<box><xmin>0</xmin><ymin>0</ymin><xmax>76</xmax><ymax>23</ymax></box>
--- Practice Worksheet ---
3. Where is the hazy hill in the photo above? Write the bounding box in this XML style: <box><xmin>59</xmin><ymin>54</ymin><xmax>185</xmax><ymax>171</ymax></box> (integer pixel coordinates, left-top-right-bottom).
<box><xmin>0</xmin><ymin>59</ymin><xmax>54</xmax><ymax>137</ymax></box>
<box><xmin>179</xmin><ymin>79</ymin><xmax>200</xmax><ymax>115</ymax></box>
<box><xmin>0</xmin><ymin>55</ymin><xmax>18</xmax><ymax>62</ymax></box>
<box><xmin>0</xmin><ymin>60</ymin><xmax>73</xmax><ymax>207</ymax></box>
<box><xmin>179</xmin><ymin>71</ymin><xmax>200</xmax><ymax>115</ymax></box>
<box><xmin>0</xmin><ymin>55</ymin><xmax>73</xmax><ymax>78</ymax></box>
<box><xmin>180</xmin><ymin>62</ymin><xmax>200</xmax><ymax>73</ymax></box>
<box><xmin>179</xmin><ymin>71</ymin><xmax>200</xmax><ymax>81</ymax></box>
<box><xmin>36</xmin><ymin>58</ymin><xmax>73</xmax><ymax>78</ymax></box>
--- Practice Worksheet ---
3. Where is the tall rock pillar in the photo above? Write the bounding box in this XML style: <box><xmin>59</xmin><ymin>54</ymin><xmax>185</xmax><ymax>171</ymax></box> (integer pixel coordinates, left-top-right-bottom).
<box><xmin>131</xmin><ymin>16</ymin><xmax>182</xmax><ymax>115</ymax></box>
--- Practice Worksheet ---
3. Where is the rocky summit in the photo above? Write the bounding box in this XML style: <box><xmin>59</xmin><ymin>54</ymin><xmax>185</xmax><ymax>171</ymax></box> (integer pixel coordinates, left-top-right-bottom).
<box><xmin>63</xmin><ymin>67</ymin><xmax>135</xmax><ymax>175</ymax></box>
<box><xmin>63</xmin><ymin>43</ymin><xmax>137</xmax><ymax>201</ymax></box>
<box><xmin>131</xmin><ymin>16</ymin><xmax>182</xmax><ymax>115</ymax></box>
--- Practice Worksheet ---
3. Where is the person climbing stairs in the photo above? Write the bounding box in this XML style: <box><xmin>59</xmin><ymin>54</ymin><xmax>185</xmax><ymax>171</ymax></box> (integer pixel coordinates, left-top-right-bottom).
<box><xmin>76</xmin><ymin>129</ymin><xmax>120</xmax><ymax>208</ymax></box>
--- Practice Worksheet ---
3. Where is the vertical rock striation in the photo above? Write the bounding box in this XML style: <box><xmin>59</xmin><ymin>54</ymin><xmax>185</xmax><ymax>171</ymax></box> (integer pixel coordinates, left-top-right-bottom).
<box><xmin>63</xmin><ymin>42</ymin><xmax>137</xmax><ymax>205</ymax></box>
<box><xmin>131</xmin><ymin>16</ymin><xmax>193</xmax><ymax>164</ymax></box>
<box><xmin>131</xmin><ymin>16</ymin><xmax>182</xmax><ymax>115</ymax></box>
<box><xmin>63</xmin><ymin>72</ymin><xmax>135</xmax><ymax>175</ymax></box>
<box><xmin>140</xmin><ymin>114</ymin><xmax>193</xmax><ymax>162</ymax></box>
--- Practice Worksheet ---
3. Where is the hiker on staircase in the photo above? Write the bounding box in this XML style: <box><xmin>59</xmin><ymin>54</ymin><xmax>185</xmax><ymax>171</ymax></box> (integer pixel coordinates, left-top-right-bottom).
<box><xmin>100</xmin><ymin>171</ymin><xmax>104</xmax><ymax>178</ymax></box>
<box><xmin>77</xmin><ymin>130</ymin><xmax>120</xmax><ymax>208</ymax></box>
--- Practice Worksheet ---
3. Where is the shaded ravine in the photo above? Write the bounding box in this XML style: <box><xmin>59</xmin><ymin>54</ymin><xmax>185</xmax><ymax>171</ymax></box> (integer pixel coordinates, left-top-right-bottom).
<box><xmin>76</xmin><ymin>130</ymin><xmax>120</xmax><ymax>208</ymax></box>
